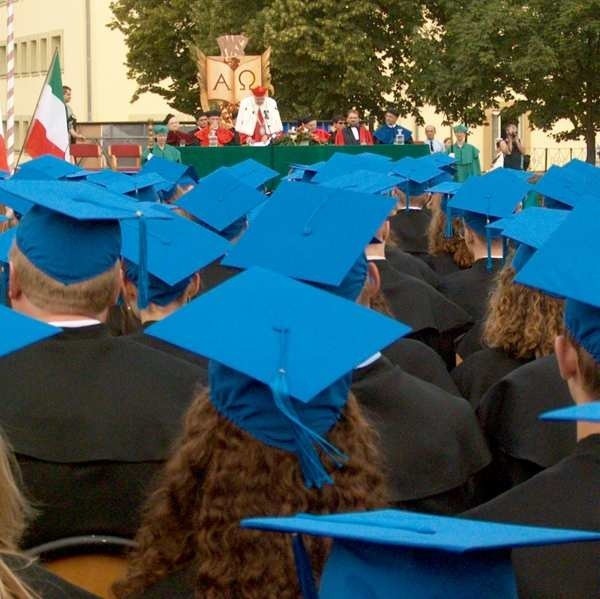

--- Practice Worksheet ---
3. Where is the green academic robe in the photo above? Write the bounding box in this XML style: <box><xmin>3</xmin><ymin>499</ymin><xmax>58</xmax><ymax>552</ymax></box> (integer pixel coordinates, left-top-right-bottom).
<box><xmin>142</xmin><ymin>144</ymin><xmax>181</xmax><ymax>164</ymax></box>
<box><xmin>448</xmin><ymin>143</ymin><xmax>481</xmax><ymax>182</ymax></box>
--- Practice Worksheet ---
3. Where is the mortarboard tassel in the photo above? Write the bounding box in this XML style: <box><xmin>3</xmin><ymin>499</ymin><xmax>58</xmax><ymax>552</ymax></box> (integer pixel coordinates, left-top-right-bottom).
<box><xmin>486</xmin><ymin>226</ymin><xmax>493</xmax><ymax>272</ymax></box>
<box><xmin>404</xmin><ymin>181</ymin><xmax>412</xmax><ymax>211</ymax></box>
<box><xmin>136</xmin><ymin>211</ymin><xmax>150</xmax><ymax>309</ymax></box>
<box><xmin>443</xmin><ymin>197</ymin><xmax>453</xmax><ymax>238</ymax></box>
<box><xmin>502</xmin><ymin>237</ymin><xmax>509</xmax><ymax>266</ymax></box>
<box><xmin>0</xmin><ymin>264</ymin><xmax>7</xmax><ymax>306</ymax></box>
<box><xmin>271</xmin><ymin>327</ymin><xmax>347</xmax><ymax>489</ymax></box>
<box><xmin>292</xmin><ymin>534</ymin><xmax>319</xmax><ymax>599</ymax></box>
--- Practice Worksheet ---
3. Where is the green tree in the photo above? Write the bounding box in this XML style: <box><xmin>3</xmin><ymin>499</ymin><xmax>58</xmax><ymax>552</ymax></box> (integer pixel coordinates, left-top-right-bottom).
<box><xmin>109</xmin><ymin>0</ymin><xmax>270</xmax><ymax>116</ymax></box>
<box><xmin>408</xmin><ymin>0</ymin><xmax>600</xmax><ymax>162</ymax></box>
<box><xmin>110</xmin><ymin>0</ymin><xmax>422</xmax><ymax>120</ymax></box>
<box><xmin>247</xmin><ymin>0</ymin><xmax>422</xmax><ymax>120</ymax></box>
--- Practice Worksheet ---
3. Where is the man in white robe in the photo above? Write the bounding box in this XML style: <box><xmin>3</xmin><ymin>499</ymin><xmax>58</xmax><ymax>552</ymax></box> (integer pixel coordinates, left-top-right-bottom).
<box><xmin>235</xmin><ymin>86</ymin><xmax>283</xmax><ymax>145</ymax></box>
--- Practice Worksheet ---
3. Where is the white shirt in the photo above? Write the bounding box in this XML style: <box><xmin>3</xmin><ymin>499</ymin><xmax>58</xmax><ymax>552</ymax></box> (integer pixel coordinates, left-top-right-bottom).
<box><xmin>426</xmin><ymin>138</ymin><xmax>444</xmax><ymax>153</ymax></box>
<box><xmin>47</xmin><ymin>318</ymin><xmax>101</xmax><ymax>328</ymax></box>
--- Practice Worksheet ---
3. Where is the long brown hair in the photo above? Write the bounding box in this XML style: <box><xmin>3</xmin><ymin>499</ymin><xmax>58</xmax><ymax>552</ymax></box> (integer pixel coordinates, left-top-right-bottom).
<box><xmin>427</xmin><ymin>197</ymin><xmax>474</xmax><ymax>269</ymax></box>
<box><xmin>114</xmin><ymin>391</ymin><xmax>387</xmax><ymax>598</ymax></box>
<box><xmin>483</xmin><ymin>264</ymin><xmax>564</xmax><ymax>360</ymax></box>
<box><xmin>0</xmin><ymin>433</ymin><xmax>37</xmax><ymax>599</ymax></box>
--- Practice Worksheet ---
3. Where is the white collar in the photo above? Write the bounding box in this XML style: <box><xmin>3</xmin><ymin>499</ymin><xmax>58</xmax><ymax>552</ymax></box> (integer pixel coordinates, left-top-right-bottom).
<box><xmin>47</xmin><ymin>318</ymin><xmax>101</xmax><ymax>328</ymax></box>
<box><xmin>355</xmin><ymin>352</ymin><xmax>382</xmax><ymax>370</ymax></box>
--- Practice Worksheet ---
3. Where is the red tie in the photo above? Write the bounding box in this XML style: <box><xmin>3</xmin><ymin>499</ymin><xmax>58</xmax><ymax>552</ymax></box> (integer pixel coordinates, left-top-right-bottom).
<box><xmin>253</xmin><ymin>109</ymin><xmax>265</xmax><ymax>141</ymax></box>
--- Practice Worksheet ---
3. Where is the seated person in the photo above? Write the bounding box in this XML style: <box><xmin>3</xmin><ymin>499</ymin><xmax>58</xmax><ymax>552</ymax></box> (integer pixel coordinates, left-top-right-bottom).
<box><xmin>194</xmin><ymin>110</ymin><xmax>234</xmax><ymax>147</ymax></box>
<box><xmin>452</xmin><ymin>260</ymin><xmax>564</xmax><ymax>407</ymax></box>
<box><xmin>388</xmin><ymin>189</ymin><xmax>433</xmax><ymax>256</ymax></box>
<box><xmin>297</xmin><ymin>116</ymin><xmax>330</xmax><ymax>144</ymax></box>
<box><xmin>424</xmin><ymin>194</ymin><xmax>474</xmax><ymax>276</ymax></box>
<box><xmin>113</xmin><ymin>265</ymin><xmax>394</xmax><ymax>598</ymax></box>
<box><xmin>1</xmin><ymin>188</ymin><xmax>204</xmax><ymax>547</ymax></box>
<box><xmin>0</xmin><ymin>430</ymin><xmax>95</xmax><ymax>598</ymax></box>
<box><xmin>333</xmin><ymin>110</ymin><xmax>373</xmax><ymax>145</ymax></box>
<box><xmin>373</xmin><ymin>106</ymin><xmax>413</xmax><ymax>144</ymax></box>
<box><xmin>352</xmin><ymin>262</ymin><xmax>491</xmax><ymax>514</ymax></box>
<box><xmin>142</xmin><ymin>124</ymin><xmax>181</xmax><ymax>163</ymax></box>
<box><xmin>164</xmin><ymin>113</ymin><xmax>198</xmax><ymax>147</ymax></box>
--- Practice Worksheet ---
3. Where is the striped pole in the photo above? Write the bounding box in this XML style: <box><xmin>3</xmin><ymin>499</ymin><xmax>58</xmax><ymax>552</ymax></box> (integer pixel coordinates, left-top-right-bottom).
<box><xmin>6</xmin><ymin>0</ymin><xmax>15</xmax><ymax>171</ymax></box>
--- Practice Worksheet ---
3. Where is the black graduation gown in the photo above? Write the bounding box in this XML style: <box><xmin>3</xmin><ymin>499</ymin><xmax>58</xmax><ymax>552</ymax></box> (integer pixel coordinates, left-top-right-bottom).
<box><xmin>199</xmin><ymin>260</ymin><xmax>239</xmax><ymax>292</ymax></box>
<box><xmin>376</xmin><ymin>260</ymin><xmax>472</xmax><ymax>368</ymax></box>
<box><xmin>389</xmin><ymin>209</ymin><xmax>432</xmax><ymax>255</ymax></box>
<box><xmin>439</xmin><ymin>258</ymin><xmax>502</xmax><ymax>322</ymax></box>
<box><xmin>464</xmin><ymin>435</ymin><xmax>600</xmax><ymax>599</ymax></box>
<box><xmin>477</xmin><ymin>355</ymin><xmax>577</xmax><ymax>493</ymax></box>
<box><xmin>382</xmin><ymin>338</ymin><xmax>460</xmax><ymax>395</ymax></box>
<box><xmin>455</xmin><ymin>320</ymin><xmax>486</xmax><ymax>359</ymax></box>
<box><xmin>130</xmin><ymin>565</ymin><xmax>196</xmax><ymax>598</ymax></box>
<box><xmin>0</xmin><ymin>324</ymin><xmax>204</xmax><ymax>548</ymax></box>
<box><xmin>384</xmin><ymin>245</ymin><xmax>440</xmax><ymax>289</ymax></box>
<box><xmin>451</xmin><ymin>347</ymin><xmax>528</xmax><ymax>409</ymax></box>
<box><xmin>422</xmin><ymin>252</ymin><xmax>462</xmax><ymax>277</ymax></box>
<box><xmin>131</xmin><ymin>321</ymin><xmax>209</xmax><ymax>384</ymax></box>
<box><xmin>3</xmin><ymin>554</ymin><xmax>98</xmax><ymax>597</ymax></box>
<box><xmin>352</xmin><ymin>356</ymin><xmax>491</xmax><ymax>513</ymax></box>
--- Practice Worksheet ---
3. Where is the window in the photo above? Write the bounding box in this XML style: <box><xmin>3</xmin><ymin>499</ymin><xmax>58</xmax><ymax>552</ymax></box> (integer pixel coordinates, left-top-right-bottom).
<box><xmin>13</xmin><ymin>43</ymin><xmax>18</xmax><ymax>74</ymax></box>
<box><xmin>50</xmin><ymin>34</ymin><xmax>62</xmax><ymax>63</ymax></box>
<box><xmin>30</xmin><ymin>39</ymin><xmax>37</xmax><ymax>72</ymax></box>
<box><xmin>19</xmin><ymin>41</ymin><xmax>27</xmax><ymax>74</ymax></box>
<box><xmin>0</xmin><ymin>46</ymin><xmax>6</xmax><ymax>76</ymax></box>
<box><xmin>40</xmin><ymin>37</ymin><xmax>47</xmax><ymax>69</ymax></box>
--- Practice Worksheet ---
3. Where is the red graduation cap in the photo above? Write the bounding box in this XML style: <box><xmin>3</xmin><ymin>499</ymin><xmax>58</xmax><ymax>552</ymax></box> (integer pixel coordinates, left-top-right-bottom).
<box><xmin>251</xmin><ymin>86</ymin><xmax>268</xmax><ymax>97</ymax></box>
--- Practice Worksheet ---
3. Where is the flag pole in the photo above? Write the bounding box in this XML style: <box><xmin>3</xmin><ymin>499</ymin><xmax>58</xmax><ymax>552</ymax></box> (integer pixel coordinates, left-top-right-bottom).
<box><xmin>6</xmin><ymin>0</ymin><xmax>15</xmax><ymax>172</ymax></box>
<box><xmin>15</xmin><ymin>48</ymin><xmax>60</xmax><ymax>169</ymax></box>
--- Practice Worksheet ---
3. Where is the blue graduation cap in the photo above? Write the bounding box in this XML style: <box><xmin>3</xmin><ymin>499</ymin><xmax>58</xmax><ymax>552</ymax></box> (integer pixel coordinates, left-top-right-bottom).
<box><xmin>287</xmin><ymin>162</ymin><xmax>325</xmax><ymax>183</ymax></box>
<box><xmin>389</xmin><ymin>157</ymin><xmax>445</xmax><ymax>205</ymax></box>
<box><xmin>176</xmin><ymin>168</ymin><xmax>266</xmax><ymax>238</ymax></box>
<box><xmin>242</xmin><ymin>509</ymin><xmax>600</xmax><ymax>599</ymax></box>
<box><xmin>319</xmin><ymin>169</ymin><xmax>402</xmax><ymax>195</ymax></box>
<box><xmin>13</xmin><ymin>155</ymin><xmax>86</xmax><ymax>181</ymax></box>
<box><xmin>147</xmin><ymin>267</ymin><xmax>408</xmax><ymax>487</ymax></box>
<box><xmin>0</xmin><ymin>180</ymin><xmax>171</xmax><ymax>309</ymax></box>
<box><xmin>489</xmin><ymin>207</ymin><xmax>569</xmax><ymax>272</ymax></box>
<box><xmin>221</xmin><ymin>181</ymin><xmax>395</xmax><ymax>286</ymax></box>
<box><xmin>215</xmin><ymin>158</ymin><xmax>279</xmax><ymax>189</ymax></box>
<box><xmin>140</xmin><ymin>157</ymin><xmax>199</xmax><ymax>197</ymax></box>
<box><xmin>86</xmin><ymin>169</ymin><xmax>167</xmax><ymax>203</ymax></box>
<box><xmin>534</xmin><ymin>165</ymin><xmax>600</xmax><ymax>209</ymax></box>
<box><xmin>121</xmin><ymin>207</ymin><xmax>229</xmax><ymax>307</ymax></box>
<box><xmin>515</xmin><ymin>199</ymin><xmax>600</xmax><ymax>365</ymax></box>
<box><xmin>561</xmin><ymin>158</ymin><xmax>600</xmax><ymax>186</ymax></box>
<box><xmin>421</xmin><ymin>151</ymin><xmax>456</xmax><ymax>170</ymax></box>
<box><xmin>0</xmin><ymin>305</ymin><xmax>60</xmax><ymax>357</ymax></box>
<box><xmin>424</xmin><ymin>180</ymin><xmax>462</xmax><ymax>196</ymax></box>
<box><xmin>540</xmin><ymin>402</ymin><xmax>600</xmax><ymax>423</ymax></box>
<box><xmin>311</xmin><ymin>153</ymin><xmax>392</xmax><ymax>184</ymax></box>
<box><xmin>448</xmin><ymin>169</ymin><xmax>530</xmax><ymax>269</ymax></box>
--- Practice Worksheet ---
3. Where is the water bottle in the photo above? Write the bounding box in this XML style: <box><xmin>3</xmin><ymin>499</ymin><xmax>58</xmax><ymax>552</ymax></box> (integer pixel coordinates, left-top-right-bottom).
<box><xmin>394</xmin><ymin>130</ymin><xmax>404</xmax><ymax>145</ymax></box>
<box><xmin>208</xmin><ymin>129</ymin><xmax>218</xmax><ymax>147</ymax></box>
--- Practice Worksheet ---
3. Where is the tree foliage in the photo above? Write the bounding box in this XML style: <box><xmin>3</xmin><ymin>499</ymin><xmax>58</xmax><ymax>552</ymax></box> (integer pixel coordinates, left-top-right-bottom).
<box><xmin>407</xmin><ymin>0</ymin><xmax>600</xmax><ymax>161</ymax></box>
<box><xmin>110</xmin><ymin>0</ymin><xmax>421</xmax><ymax>119</ymax></box>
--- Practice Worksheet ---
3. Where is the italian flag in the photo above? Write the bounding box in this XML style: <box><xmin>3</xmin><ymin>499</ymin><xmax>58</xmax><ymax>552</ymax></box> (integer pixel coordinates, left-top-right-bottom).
<box><xmin>24</xmin><ymin>52</ymin><xmax>69</xmax><ymax>159</ymax></box>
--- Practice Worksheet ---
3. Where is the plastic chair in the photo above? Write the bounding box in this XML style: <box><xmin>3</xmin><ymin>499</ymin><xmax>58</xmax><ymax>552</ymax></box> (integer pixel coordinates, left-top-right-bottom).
<box><xmin>108</xmin><ymin>144</ymin><xmax>142</xmax><ymax>172</ymax></box>
<box><xmin>27</xmin><ymin>535</ymin><xmax>137</xmax><ymax>598</ymax></box>
<box><xmin>70</xmin><ymin>143</ymin><xmax>105</xmax><ymax>170</ymax></box>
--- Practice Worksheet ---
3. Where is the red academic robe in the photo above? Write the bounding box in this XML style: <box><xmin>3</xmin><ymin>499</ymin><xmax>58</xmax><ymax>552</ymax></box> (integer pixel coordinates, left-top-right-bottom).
<box><xmin>334</xmin><ymin>126</ymin><xmax>373</xmax><ymax>146</ymax></box>
<box><xmin>194</xmin><ymin>127</ymin><xmax>235</xmax><ymax>147</ymax></box>
<box><xmin>166</xmin><ymin>130</ymin><xmax>198</xmax><ymax>147</ymax></box>
<box><xmin>312</xmin><ymin>129</ymin><xmax>331</xmax><ymax>144</ymax></box>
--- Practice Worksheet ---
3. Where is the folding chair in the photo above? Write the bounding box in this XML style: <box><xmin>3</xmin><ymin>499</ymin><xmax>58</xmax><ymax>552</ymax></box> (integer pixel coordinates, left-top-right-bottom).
<box><xmin>70</xmin><ymin>143</ymin><xmax>105</xmax><ymax>170</ymax></box>
<box><xmin>108</xmin><ymin>144</ymin><xmax>142</xmax><ymax>172</ymax></box>
<box><xmin>28</xmin><ymin>535</ymin><xmax>137</xmax><ymax>598</ymax></box>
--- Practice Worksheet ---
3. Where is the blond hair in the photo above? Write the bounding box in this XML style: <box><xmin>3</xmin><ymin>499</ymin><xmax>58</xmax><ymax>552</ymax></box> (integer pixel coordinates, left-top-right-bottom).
<box><xmin>10</xmin><ymin>244</ymin><xmax>119</xmax><ymax>315</ymax></box>
<box><xmin>483</xmin><ymin>264</ymin><xmax>564</xmax><ymax>360</ymax></box>
<box><xmin>427</xmin><ymin>197</ymin><xmax>474</xmax><ymax>269</ymax></box>
<box><xmin>0</xmin><ymin>434</ymin><xmax>37</xmax><ymax>599</ymax></box>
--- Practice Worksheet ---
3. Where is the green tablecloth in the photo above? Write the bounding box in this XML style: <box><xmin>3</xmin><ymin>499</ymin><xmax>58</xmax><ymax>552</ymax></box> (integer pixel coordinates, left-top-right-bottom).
<box><xmin>179</xmin><ymin>144</ymin><xmax>429</xmax><ymax>179</ymax></box>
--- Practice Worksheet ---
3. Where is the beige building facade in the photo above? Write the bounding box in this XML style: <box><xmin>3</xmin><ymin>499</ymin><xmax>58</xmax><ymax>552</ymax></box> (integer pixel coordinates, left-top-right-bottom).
<box><xmin>0</xmin><ymin>0</ymin><xmax>594</xmax><ymax>169</ymax></box>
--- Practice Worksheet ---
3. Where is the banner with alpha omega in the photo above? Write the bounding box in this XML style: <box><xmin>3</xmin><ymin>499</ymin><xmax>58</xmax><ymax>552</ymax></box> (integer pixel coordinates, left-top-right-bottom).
<box><xmin>193</xmin><ymin>35</ymin><xmax>273</xmax><ymax>111</ymax></box>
